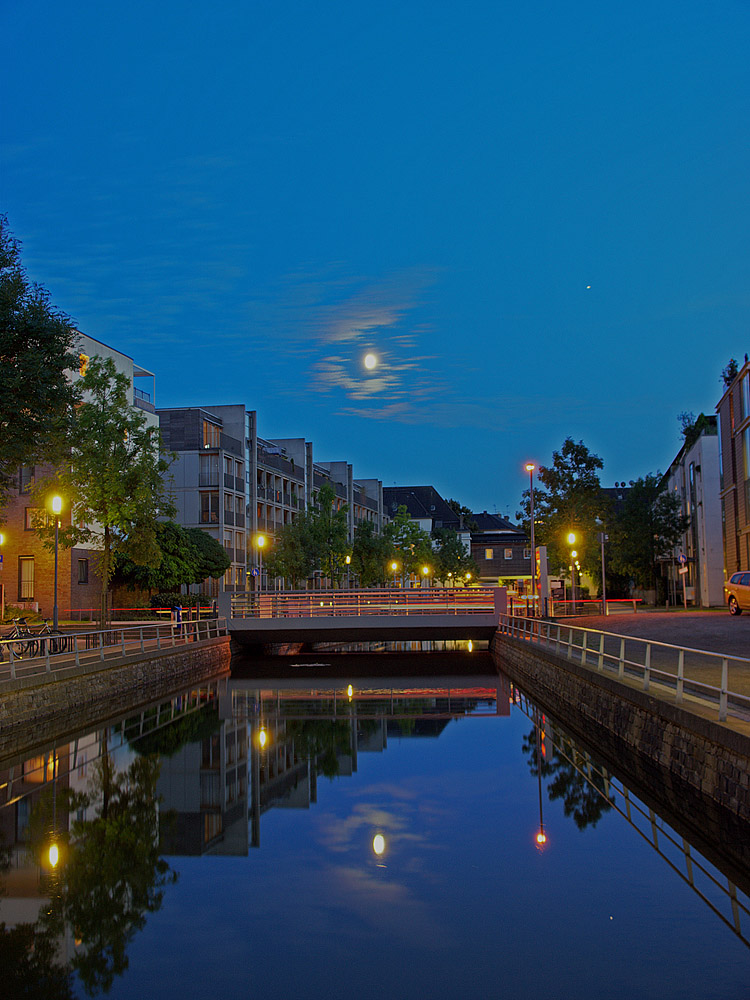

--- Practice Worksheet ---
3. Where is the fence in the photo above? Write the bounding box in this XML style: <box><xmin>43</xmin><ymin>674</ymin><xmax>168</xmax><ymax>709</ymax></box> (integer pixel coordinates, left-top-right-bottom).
<box><xmin>0</xmin><ymin>618</ymin><xmax>227</xmax><ymax>682</ymax></box>
<box><xmin>230</xmin><ymin>588</ymin><xmax>499</xmax><ymax>619</ymax></box>
<box><xmin>498</xmin><ymin>614</ymin><xmax>750</xmax><ymax>724</ymax></box>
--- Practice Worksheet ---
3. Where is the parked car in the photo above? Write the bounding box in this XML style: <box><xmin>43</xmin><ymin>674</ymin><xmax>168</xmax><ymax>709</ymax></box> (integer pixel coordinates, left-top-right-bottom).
<box><xmin>724</xmin><ymin>572</ymin><xmax>750</xmax><ymax>614</ymax></box>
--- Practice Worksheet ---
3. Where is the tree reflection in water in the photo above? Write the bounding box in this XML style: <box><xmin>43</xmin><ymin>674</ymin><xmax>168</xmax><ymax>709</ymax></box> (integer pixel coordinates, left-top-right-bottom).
<box><xmin>10</xmin><ymin>752</ymin><xmax>176</xmax><ymax>996</ymax></box>
<box><xmin>522</xmin><ymin>722</ymin><xmax>615</xmax><ymax>830</ymax></box>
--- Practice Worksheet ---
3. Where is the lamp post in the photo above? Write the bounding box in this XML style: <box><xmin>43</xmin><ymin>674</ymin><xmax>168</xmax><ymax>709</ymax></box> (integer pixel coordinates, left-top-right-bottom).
<box><xmin>525</xmin><ymin>463</ymin><xmax>536</xmax><ymax>616</ymax></box>
<box><xmin>345</xmin><ymin>554</ymin><xmax>351</xmax><ymax>590</ymax></box>
<box><xmin>567</xmin><ymin>532</ymin><xmax>577</xmax><ymax>612</ymax></box>
<box><xmin>256</xmin><ymin>534</ymin><xmax>266</xmax><ymax>593</ymax></box>
<box><xmin>391</xmin><ymin>561</ymin><xmax>398</xmax><ymax>588</ymax></box>
<box><xmin>52</xmin><ymin>496</ymin><xmax>62</xmax><ymax>631</ymax></box>
<box><xmin>421</xmin><ymin>565</ymin><xmax>430</xmax><ymax>589</ymax></box>
<box><xmin>0</xmin><ymin>531</ymin><xmax>4</xmax><ymax>622</ymax></box>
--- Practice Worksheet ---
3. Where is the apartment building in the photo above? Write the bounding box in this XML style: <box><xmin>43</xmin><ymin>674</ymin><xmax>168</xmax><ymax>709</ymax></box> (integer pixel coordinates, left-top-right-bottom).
<box><xmin>3</xmin><ymin>333</ymin><xmax>157</xmax><ymax>616</ymax></box>
<box><xmin>717</xmin><ymin>361</ymin><xmax>750</xmax><ymax>578</ymax></box>
<box><xmin>661</xmin><ymin>414</ymin><xmax>723</xmax><ymax>607</ymax></box>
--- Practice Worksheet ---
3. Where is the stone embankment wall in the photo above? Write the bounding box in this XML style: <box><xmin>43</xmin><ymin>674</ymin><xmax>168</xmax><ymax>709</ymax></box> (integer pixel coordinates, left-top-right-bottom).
<box><xmin>491</xmin><ymin>633</ymin><xmax>750</xmax><ymax>821</ymax></box>
<box><xmin>0</xmin><ymin>636</ymin><xmax>231</xmax><ymax>759</ymax></box>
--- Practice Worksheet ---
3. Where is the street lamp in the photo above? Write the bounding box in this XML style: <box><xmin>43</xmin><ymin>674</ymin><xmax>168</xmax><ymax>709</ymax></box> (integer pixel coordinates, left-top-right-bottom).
<box><xmin>421</xmin><ymin>565</ymin><xmax>430</xmax><ymax>588</ymax></box>
<box><xmin>51</xmin><ymin>496</ymin><xmax>63</xmax><ymax>631</ymax></box>
<box><xmin>256</xmin><ymin>534</ymin><xmax>266</xmax><ymax>593</ymax></box>
<box><xmin>390</xmin><ymin>561</ymin><xmax>398</xmax><ymax>587</ymax></box>
<box><xmin>0</xmin><ymin>531</ymin><xmax>5</xmax><ymax>622</ymax></box>
<box><xmin>345</xmin><ymin>554</ymin><xmax>351</xmax><ymax>590</ymax></box>
<box><xmin>525</xmin><ymin>463</ymin><xmax>536</xmax><ymax>617</ymax></box>
<box><xmin>567</xmin><ymin>533</ymin><xmax>577</xmax><ymax>610</ymax></box>
<box><xmin>465</xmin><ymin>572</ymin><xmax>472</xmax><ymax>585</ymax></box>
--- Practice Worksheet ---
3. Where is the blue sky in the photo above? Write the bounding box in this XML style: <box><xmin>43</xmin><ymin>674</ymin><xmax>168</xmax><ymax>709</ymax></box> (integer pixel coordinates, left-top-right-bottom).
<box><xmin>3</xmin><ymin>1</ymin><xmax>749</xmax><ymax>517</ymax></box>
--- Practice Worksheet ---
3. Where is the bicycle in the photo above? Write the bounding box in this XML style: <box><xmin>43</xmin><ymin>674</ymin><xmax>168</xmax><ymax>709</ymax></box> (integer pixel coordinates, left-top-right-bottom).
<box><xmin>37</xmin><ymin>618</ymin><xmax>69</xmax><ymax>655</ymax></box>
<box><xmin>1</xmin><ymin>617</ymin><xmax>39</xmax><ymax>659</ymax></box>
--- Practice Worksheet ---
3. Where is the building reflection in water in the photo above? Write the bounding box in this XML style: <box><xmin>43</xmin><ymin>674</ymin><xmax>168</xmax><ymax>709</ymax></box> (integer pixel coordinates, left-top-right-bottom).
<box><xmin>1</xmin><ymin>665</ymin><xmax>749</xmax><ymax>995</ymax></box>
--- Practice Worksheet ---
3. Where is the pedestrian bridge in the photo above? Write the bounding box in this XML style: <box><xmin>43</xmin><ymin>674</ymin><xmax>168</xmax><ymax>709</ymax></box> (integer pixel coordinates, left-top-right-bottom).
<box><xmin>219</xmin><ymin>588</ymin><xmax>505</xmax><ymax>645</ymax></box>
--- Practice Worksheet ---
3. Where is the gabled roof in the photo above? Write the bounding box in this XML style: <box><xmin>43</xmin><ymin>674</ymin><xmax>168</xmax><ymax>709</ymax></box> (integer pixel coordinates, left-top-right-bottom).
<box><xmin>470</xmin><ymin>511</ymin><xmax>519</xmax><ymax>533</ymax></box>
<box><xmin>383</xmin><ymin>486</ymin><xmax>460</xmax><ymax>527</ymax></box>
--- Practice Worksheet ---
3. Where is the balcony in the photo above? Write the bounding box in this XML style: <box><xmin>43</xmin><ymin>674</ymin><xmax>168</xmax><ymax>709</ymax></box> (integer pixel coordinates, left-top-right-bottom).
<box><xmin>199</xmin><ymin>472</ymin><xmax>218</xmax><ymax>487</ymax></box>
<box><xmin>224</xmin><ymin>509</ymin><xmax>235</xmax><ymax>526</ymax></box>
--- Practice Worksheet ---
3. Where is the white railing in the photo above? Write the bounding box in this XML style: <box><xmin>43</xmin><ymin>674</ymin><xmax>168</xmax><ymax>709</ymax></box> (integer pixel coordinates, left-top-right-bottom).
<box><xmin>498</xmin><ymin>614</ymin><xmax>750</xmax><ymax>724</ymax></box>
<box><xmin>0</xmin><ymin>618</ymin><xmax>228</xmax><ymax>682</ymax></box>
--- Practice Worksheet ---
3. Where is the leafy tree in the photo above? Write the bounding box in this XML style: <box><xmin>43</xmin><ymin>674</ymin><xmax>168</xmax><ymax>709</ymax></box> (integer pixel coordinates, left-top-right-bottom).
<box><xmin>383</xmin><ymin>505</ymin><xmax>433</xmax><ymax>583</ymax></box>
<box><xmin>309</xmin><ymin>483</ymin><xmax>349</xmax><ymax>586</ymax></box>
<box><xmin>516</xmin><ymin>437</ymin><xmax>608</xmax><ymax>576</ymax></box>
<box><xmin>0</xmin><ymin>215</ymin><xmax>79</xmax><ymax>513</ymax></box>
<box><xmin>432</xmin><ymin>527</ymin><xmax>479</xmax><ymax>585</ymax></box>
<box><xmin>33</xmin><ymin>357</ymin><xmax>175</xmax><ymax>624</ymax></box>
<box><xmin>186</xmin><ymin>526</ymin><xmax>230</xmax><ymax>582</ymax></box>
<box><xmin>609</xmin><ymin>474</ymin><xmax>689</xmax><ymax>596</ymax></box>
<box><xmin>265</xmin><ymin>484</ymin><xmax>349</xmax><ymax>587</ymax></box>
<box><xmin>350</xmin><ymin>519</ymin><xmax>392</xmax><ymax>587</ymax></box>
<box><xmin>446</xmin><ymin>498</ymin><xmax>478</xmax><ymax>531</ymax></box>
<box><xmin>265</xmin><ymin>512</ymin><xmax>322</xmax><ymax>588</ymax></box>
<box><xmin>112</xmin><ymin>522</ymin><xmax>229</xmax><ymax>593</ymax></box>
<box><xmin>722</xmin><ymin>358</ymin><xmax>739</xmax><ymax>387</ymax></box>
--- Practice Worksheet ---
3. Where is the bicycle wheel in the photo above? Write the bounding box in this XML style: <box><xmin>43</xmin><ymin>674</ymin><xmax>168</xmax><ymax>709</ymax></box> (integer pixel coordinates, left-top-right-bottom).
<box><xmin>51</xmin><ymin>633</ymin><xmax>68</xmax><ymax>654</ymax></box>
<box><xmin>21</xmin><ymin>639</ymin><xmax>39</xmax><ymax>657</ymax></box>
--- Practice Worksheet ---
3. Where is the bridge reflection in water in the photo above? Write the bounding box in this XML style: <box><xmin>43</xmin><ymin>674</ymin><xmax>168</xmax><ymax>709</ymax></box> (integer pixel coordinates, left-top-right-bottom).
<box><xmin>1</xmin><ymin>658</ymin><xmax>749</xmax><ymax>994</ymax></box>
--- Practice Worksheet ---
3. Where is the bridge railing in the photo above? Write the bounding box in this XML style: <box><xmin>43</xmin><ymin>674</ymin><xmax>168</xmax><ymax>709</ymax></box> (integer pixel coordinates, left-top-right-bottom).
<box><xmin>230</xmin><ymin>588</ymin><xmax>498</xmax><ymax>619</ymax></box>
<box><xmin>0</xmin><ymin>618</ymin><xmax>228</xmax><ymax>682</ymax></box>
<box><xmin>498</xmin><ymin>614</ymin><xmax>750</xmax><ymax>724</ymax></box>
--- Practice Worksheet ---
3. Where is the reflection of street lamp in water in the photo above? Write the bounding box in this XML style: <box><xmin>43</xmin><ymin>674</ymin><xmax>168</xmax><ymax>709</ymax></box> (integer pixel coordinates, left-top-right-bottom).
<box><xmin>534</xmin><ymin>710</ymin><xmax>547</xmax><ymax>850</ymax></box>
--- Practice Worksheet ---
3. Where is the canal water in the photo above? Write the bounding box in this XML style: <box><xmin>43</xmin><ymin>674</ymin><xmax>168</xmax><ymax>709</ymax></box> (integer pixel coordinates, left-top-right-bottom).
<box><xmin>2</xmin><ymin>651</ymin><xmax>749</xmax><ymax>999</ymax></box>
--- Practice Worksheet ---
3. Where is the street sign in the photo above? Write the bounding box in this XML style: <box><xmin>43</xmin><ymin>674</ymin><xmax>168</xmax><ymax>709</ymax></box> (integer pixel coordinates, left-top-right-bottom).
<box><xmin>678</xmin><ymin>566</ymin><xmax>688</xmax><ymax>575</ymax></box>
<box><xmin>678</xmin><ymin>553</ymin><xmax>687</xmax><ymax>566</ymax></box>
<box><xmin>250</xmin><ymin>567</ymin><xmax>259</xmax><ymax>576</ymax></box>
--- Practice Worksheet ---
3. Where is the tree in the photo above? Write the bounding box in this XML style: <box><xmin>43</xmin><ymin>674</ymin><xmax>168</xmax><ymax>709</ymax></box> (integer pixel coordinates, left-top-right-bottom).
<box><xmin>722</xmin><ymin>358</ymin><xmax>739</xmax><ymax>388</ymax></box>
<box><xmin>310</xmin><ymin>484</ymin><xmax>349</xmax><ymax>586</ymax></box>
<box><xmin>0</xmin><ymin>216</ymin><xmax>79</xmax><ymax>513</ymax></box>
<box><xmin>445</xmin><ymin>498</ymin><xmax>478</xmax><ymax>531</ymax></box>
<box><xmin>350</xmin><ymin>519</ymin><xmax>392</xmax><ymax>587</ymax></box>
<box><xmin>383</xmin><ymin>505</ymin><xmax>433</xmax><ymax>583</ymax></box>
<box><xmin>265</xmin><ymin>514</ymin><xmax>321</xmax><ymax>588</ymax></box>
<box><xmin>516</xmin><ymin>437</ymin><xmax>608</xmax><ymax>576</ymax></box>
<box><xmin>432</xmin><ymin>527</ymin><xmax>479</xmax><ymax>585</ymax></box>
<box><xmin>609</xmin><ymin>474</ymin><xmax>689</xmax><ymax>597</ymax></box>
<box><xmin>112</xmin><ymin>523</ymin><xmax>229</xmax><ymax>594</ymax></box>
<box><xmin>265</xmin><ymin>484</ymin><xmax>349</xmax><ymax>588</ymax></box>
<box><xmin>33</xmin><ymin>357</ymin><xmax>175</xmax><ymax>624</ymax></box>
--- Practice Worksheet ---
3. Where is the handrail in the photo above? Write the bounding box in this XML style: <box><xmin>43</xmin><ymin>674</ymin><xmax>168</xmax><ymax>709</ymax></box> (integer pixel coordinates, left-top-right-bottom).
<box><xmin>497</xmin><ymin>613</ymin><xmax>750</xmax><ymax>724</ymax></box>
<box><xmin>0</xmin><ymin>618</ymin><xmax>228</xmax><ymax>682</ymax></box>
<box><xmin>230</xmin><ymin>588</ymin><xmax>498</xmax><ymax>620</ymax></box>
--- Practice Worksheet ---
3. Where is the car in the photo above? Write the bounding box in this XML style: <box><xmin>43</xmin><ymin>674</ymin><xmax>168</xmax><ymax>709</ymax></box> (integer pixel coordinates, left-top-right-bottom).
<box><xmin>724</xmin><ymin>572</ymin><xmax>750</xmax><ymax>614</ymax></box>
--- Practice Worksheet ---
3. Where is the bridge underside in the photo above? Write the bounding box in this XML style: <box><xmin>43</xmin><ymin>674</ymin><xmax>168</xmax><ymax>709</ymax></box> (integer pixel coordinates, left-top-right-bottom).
<box><xmin>228</xmin><ymin>614</ymin><xmax>498</xmax><ymax>646</ymax></box>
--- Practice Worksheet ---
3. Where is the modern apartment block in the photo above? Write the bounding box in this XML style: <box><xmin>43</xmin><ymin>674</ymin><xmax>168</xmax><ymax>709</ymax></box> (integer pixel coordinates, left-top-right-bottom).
<box><xmin>661</xmin><ymin>414</ymin><xmax>723</xmax><ymax>607</ymax></box>
<box><xmin>717</xmin><ymin>362</ymin><xmax>750</xmax><ymax>577</ymax></box>
<box><xmin>157</xmin><ymin>407</ymin><xmax>247</xmax><ymax>595</ymax></box>
<box><xmin>3</xmin><ymin>333</ymin><xmax>157</xmax><ymax>617</ymax></box>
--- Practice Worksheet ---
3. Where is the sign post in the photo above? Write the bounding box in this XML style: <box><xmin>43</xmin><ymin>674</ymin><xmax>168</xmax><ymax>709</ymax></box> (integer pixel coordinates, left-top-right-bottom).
<box><xmin>678</xmin><ymin>554</ymin><xmax>688</xmax><ymax>610</ymax></box>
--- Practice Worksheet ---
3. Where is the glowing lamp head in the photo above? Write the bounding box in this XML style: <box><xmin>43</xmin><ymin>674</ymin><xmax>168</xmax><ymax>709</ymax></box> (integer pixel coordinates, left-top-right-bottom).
<box><xmin>525</xmin><ymin>463</ymin><xmax>535</xmax><ymax>473</ymax></box>
<box><xmin>372</xmin><ymin>834</ymin><xmax>386</xmax><ymax>856</ymax></box>
<box><xmin>347</xmin><ymin>684</ymin><xmax>353</xmax><ymax>698</ymax></box>
<box><xmin>258</xmin><ymin>727</ymin><xmax>267</xmax><ymax>748</ymax></box>
<box><xmin>422</xmin><ymin>566</ymin><xmax>429</xmax><ymax>576</ymax></box>
<box><xmin>52</xmin><ymin>496</ymin><xmax>63</xmax><ymax>515</ymax></box>
<box><xmin>257</xmin><ymin>535</ymin><xmax>266</xmax><ymax>549</ymax></box>
<box><xmin>571</xmin><ymin>550</ymin><xmax>577</xmax><ymax>559</ymax></box>
<box><xmin>391</xmin><ymin>562</ymin><xmax>398</xmax><ymax>571</ymax></box>
<box><xmin>345</xmin><ymin>555</ymin><xmax>351</xmax><ymax>565</ymax></box>
<box><xmin>567</xmin><ymin>532</ymin><xmax>576</xmax><ymax>545</ymax></box>
<box><xmin>535</xmin><ymin>831</ymin><xmax>547</xmax><ymax>848</ymax></box>
<box><xmin>48</xmin><ymin>843</ymin><xmax>59</xmax><ymax>868</ymax></box>
<box><xmin>0</xmin><ymin>533</ymin><xmax>4</xmax><ymax>546</ymax></box>
<box><xmin>465</xmin><ymin>572</ymin><xmax>471</xmax><ymax>580</ymax></box>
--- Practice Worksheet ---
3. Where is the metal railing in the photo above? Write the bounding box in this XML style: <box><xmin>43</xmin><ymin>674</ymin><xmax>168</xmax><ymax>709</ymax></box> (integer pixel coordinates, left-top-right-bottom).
<box><xmin>0</xmin><ymin>618</ymin><xmax>228</xmax><ymax>682</ymax></box>
<box><xmin>498</xmin><ymin>614</ymin><xmax>750</xmax><ymax>723</ymax></box>
<box><xmin>230</xmin><ymin>588</ymin><xmax>498</xmax><ymax>619</ymax></box>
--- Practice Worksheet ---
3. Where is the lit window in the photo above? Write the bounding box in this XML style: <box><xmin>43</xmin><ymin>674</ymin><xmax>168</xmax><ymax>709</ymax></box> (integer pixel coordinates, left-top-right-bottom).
<box><xmin>485</xmin><ymin>548</ymin><xmax>494</xmax><ymax>560</ymax></box>
<box><xmin>79</xmin><ymin>353</ymin><xmax>89</xmax><ymax>376</ymax></box>
<box><xmin>504</xmin><ymin>548</ymin><xmax>513</xmax><ymax>560</ymax></box>
<box><xmin>524</xmin><ymin>548</ymin><xmax>532</xmax><ymax>560</ymax></box>
<box><xmin>202</xmin><ymin>420</ymin><xmax>221</xmax><ymax>449</ymax></box>
<box><xmin>19</xmin><ymin>556</ymin><xmax>34</xmax><ymax>600</ymax></box>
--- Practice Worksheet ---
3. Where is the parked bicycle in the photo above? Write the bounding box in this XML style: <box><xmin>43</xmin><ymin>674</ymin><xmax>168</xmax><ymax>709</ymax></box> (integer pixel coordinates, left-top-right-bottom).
<box><xmin>1</xmin><ymin>617</ymin><xmax>39</xmax><ymax>659</ymax></box>
<box><xmin>36</xmin><ymin>618</ymin><xmax>70</xmax><ymax>655</ymax></box>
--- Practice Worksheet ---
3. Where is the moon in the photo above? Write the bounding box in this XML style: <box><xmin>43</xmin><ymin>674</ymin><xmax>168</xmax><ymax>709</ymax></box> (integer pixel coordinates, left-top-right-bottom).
<box><xmin>364</xmin><ymin>353</ymin><xmax>378</xmax><ymax>370</ymax></box>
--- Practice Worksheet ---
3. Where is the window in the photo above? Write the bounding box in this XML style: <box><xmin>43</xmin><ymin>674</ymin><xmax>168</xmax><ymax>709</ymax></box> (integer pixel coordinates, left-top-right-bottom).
<box><xmin>78</xmin><ymin>558</ymin><xmax>89</xmax><ymax>584</ymax></box>
<box><xmin>202</xmin><ymin>419</ymin><xmax>221</xmax><ymax>449</ymax></box>
<box><xmin>19</xmin><ymin>466</ymin><xmax>34</xmax><ymax>494</ymax></box>
<box><xmin>200</xmin><ymin>492</ymin><xmax>219</xmax><ymax>523</ymax></box>
<box><xmin>199</xmin><ymin>453</ymin><xmax>218</xmax><ymax>486</ymax></box>
<box><xmin>18</xmin><ymin>557</ymin><xmax>34</xmax><ymax>600</ymax></box>
<box><xmin>504</xmin><ymin>548</ymin><xmax>513</xmax><ymax>560</ymax></box>
<box><xmin>224</xmin><ymin>456</ymin><xmax>233</xmax><ymax>476</ymax></box>
<box><xmin>235</xmin><ymin>460</ymin><xmax>243</xmax><ymax>479</ymax></box>
<box><xmin>485</xmin><ymin>548</ymin><xmax>494</xmax><ymax>560</ymax></box>
<box><xmin>24</xmin><ymin>508</ymin><xmax>48</xmax><ymax>530</ymax></box>
<box><xmin>78</xmin><ymin>353</ymin><xmax>89</xmax><ymax>376</ymax></box>
<box><xmin>223</xmin><ymin>530</ymin><xmax>233</xmax><ymax>552</ymax></box>
<box><xmin>524</xmin><ymin>548</ymin><xmax>532</xmax><ymax>560</ymax></box>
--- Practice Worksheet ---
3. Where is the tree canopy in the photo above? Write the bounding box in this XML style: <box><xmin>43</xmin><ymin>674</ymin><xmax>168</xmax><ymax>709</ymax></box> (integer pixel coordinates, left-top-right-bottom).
<box><xmin>0</xmin><ymin>216</ymin><xmax>79</xmax><ymax>513</ymax></box>
<box><xmin>266</xmin><ymin>484</ymin><xmax>349</xmax><ymax>587</ymax></box>
<box><xmin>383</xmin><ymin>505</ymin><xmax>433</xmax><ymax>583</ymax></box>
<box><xmin>112</xmin><ymin>521</ymin><xmax>229</xmax><ymax>593</ymax></box>
<box><xmin>33</xmin><ymin>356</ymin><xmax>175</xmax><ymax>622</ymax></box>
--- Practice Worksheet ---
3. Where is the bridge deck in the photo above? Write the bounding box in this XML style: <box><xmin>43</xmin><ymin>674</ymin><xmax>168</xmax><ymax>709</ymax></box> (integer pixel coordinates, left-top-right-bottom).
<box><xmin>228</xmin><ymin>613</ymin><xmax>499</xmax><ymax>644</ymax></box>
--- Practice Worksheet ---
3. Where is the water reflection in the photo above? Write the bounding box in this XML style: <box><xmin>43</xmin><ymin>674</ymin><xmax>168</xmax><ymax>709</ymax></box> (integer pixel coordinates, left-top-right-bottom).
<box><xmin>1</xmin><ymin>667</ymin><xmax>749</xmax><ymax>996</ymax></box>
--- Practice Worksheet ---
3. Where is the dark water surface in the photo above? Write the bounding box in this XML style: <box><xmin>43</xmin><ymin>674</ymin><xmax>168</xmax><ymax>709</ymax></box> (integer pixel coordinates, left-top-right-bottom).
<box><xmin>2</xmin><ymin>651</ymin><xmax>749</xmax><ymax>999</ymax></box>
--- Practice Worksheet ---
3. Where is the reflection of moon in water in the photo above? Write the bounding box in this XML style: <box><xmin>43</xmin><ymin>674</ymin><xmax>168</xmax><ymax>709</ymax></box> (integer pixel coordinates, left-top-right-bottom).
<box><xmin>364</xmin><ymin>353</ymin><xmax>378</xmax><ymax>370</ymax></box>
<box><xmin>373</xmin><ymin>834</ymin><xmax>386</xmax><ymax>855</ymax></box>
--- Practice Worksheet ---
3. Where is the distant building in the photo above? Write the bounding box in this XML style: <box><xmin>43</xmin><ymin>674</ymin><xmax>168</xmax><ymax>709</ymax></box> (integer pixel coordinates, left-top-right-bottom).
<box><xmin>383</xmin><ymin>486</ymin><xmax>461</xmax><ymax>533</ymax></box>
<box><xmin>469</xmin><ymin>512</ymin><xmax>532</xmax><ymax>591</ymax></box>
<box><xmin>661</xmin><ymin>414</ymin><xmax>723</xmax><ymax>607</ymax></box>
